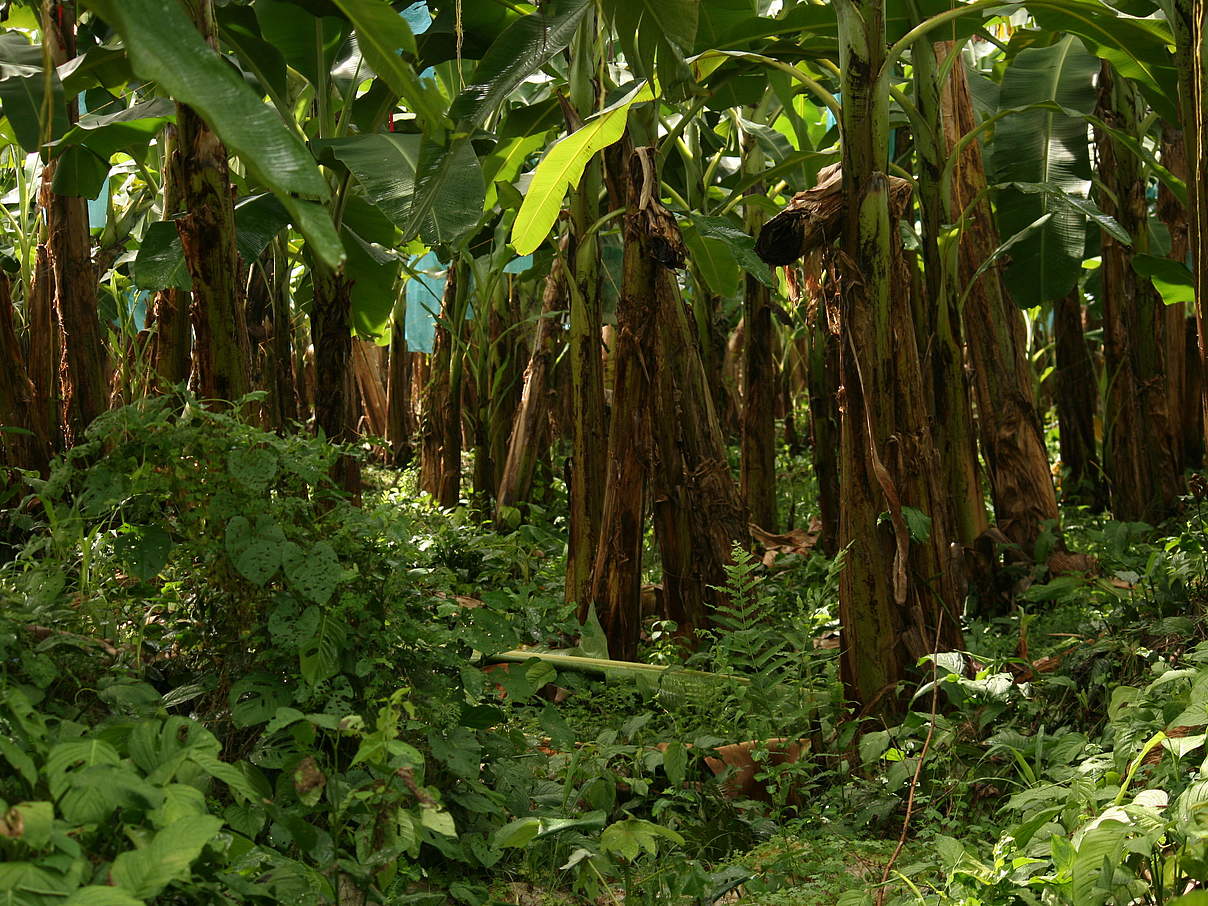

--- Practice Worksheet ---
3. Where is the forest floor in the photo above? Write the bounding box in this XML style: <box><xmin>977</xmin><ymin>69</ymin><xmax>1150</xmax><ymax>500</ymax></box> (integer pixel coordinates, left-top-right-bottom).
<box><xmin>2</xmin><ymin>403</ymin><xmax>1207</xmax><ymax>905</ymax></box>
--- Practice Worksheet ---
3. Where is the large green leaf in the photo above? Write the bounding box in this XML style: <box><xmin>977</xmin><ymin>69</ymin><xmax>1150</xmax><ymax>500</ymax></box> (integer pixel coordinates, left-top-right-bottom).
<box><xmin>328</xmin><ymin>0</ymin><xmax>444</xmax><ymax>131</ymax></box>
<box><xmin>997</xmin><ymin>181</ymin><xmax>1131</xmax><ymax>244</ymax></box>
<box><xmin>133</xmin><ymin>221</ymin><xmax>192</xmax><ymax>292</ymax></box>
<box><xmin>279</xmin><ymin>196</ymin><xmax>346</xmax><ymax>270</ymax></box>
<box><xmin>400</xmin><ymin>1</ymin><xmax>589</xmax><ymax>244</ymax></box>
<box><xmin>46</xmin><ymin>739</ymin><xmax>121</xmax><ymax>799</ymax></box>
<box><xmin>109</xmin><ymin>815</ymin><xmax>223</xmax><ymax>899</ymax></box>
<box><xmin>482</xmin><ymin>132</ymin><xmax>550</xmax><ymax>210</ymax></box>
<box><xmin>217</xmin><ymin>5</ymin><xmax>289</xmax><ymax>101</ymax></box>
<box><xmin>0</xmin><ymin>62</ymin><xmax>66</xmax><ymax>152</ymax></box>
<box><xmin>344</xmin><ymin>226</ymin><xmax>401</xmax><ymax>339</ymax></box>
<box><xmin>695</xmin><ymin>0</ymin><xmax>756</xmax><ymax>52</ymax></box>
<box><xmin>50</xmin><ymin>98</ymin><xmax>175</xmax><ymax>162</ymax></box>
<box><xmin>50</xmin><ymin>146</ymin><xmax>110</xmax><ymax>199</ymax></box>
<box><xmin>709</xmin><ymin>0</ymin><xmax>976</xmax><ymax>55</ymax></box>
<box><xmin>413</xmin><ymin>136</ymin><xmax>485</xmax><ymax>247</ymax></box>
<box><xmin>448</xmin><ymin>0</ymin><xmax>591</xmax><ymax>127</ymax></box>
<box><xmin>84</xmin><ymin>0</ymin><xmax>340</xmax><ymax>268</ymax></box>
<box><xmin>1132</xmin><ymin>253</ymin><xmax>1195</xmax><ymax>305</ymax></box>
<box><xmin>295</xmin><ymin>603</ymin><xmax>347</xmax><ymax>682</ymax></box>
<box><xmin>1027</xmin><ymin>0</ymin><xmax>1178</xmax><ymax>120</ymax></box>
<box><xmin>602</xmin><ymin>0</ymin><xmax>698</xmax><ymax>93</ymax></box>
<box><xmin>62</xmin><ymin>887</ymin><xmax>144</xmax><ymax>906</ymax></box>
<box><xmin>692</xmin><ymin>214</ymin><xmax>775</xmax><ymax>287</ymax></box>
<box><xmin>234</xmin><ymin>194</ymin><xmax>291</xmax><ymax>261</ymax></box>
<box><xmin>511</xmin><ymin>84</ymin><xmax>653</xmax><ymax>255</ymax></box>
<box><xmin>313</xmin><ymin>133</ymin><xmax>419</xmax><ymax>227</ymax></box>
<box><xmin>683</xmin><ymin>227</ymin><xmax>742</xmax><ymax>298</ymax></box>
<box><xmin>991</xmin><ymin>36</ymin><xmax>1099</xmax><ymax>307</ymax></box>
<box><xmin>253</xmin><ymin>0</ymin><xmax>346</xmax><ymax>91</ymax></box>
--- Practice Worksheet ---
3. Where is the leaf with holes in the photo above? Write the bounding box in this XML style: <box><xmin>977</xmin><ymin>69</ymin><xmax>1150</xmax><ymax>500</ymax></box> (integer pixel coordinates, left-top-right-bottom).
<box><xmin>225</xmin><ymin>516</ymin><xmax>285</xmax><ymax>586</ymax></box>
<box><xmin>282</xmin><ymin>541</ymin><xmax>342</xmax><ymax>605</ymax></box>
<box><xmin>227</xmin><ymin>447</ymin><xmax>279</xmax><ymax>492</ymax></box>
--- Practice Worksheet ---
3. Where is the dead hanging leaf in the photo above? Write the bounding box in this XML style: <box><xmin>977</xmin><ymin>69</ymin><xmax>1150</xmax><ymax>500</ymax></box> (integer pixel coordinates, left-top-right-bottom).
<box><xmin>750</xmin><ymin>519</ymin><xmax>822</xmax><ymax>568</ymax></box>
<box><xmin>293</xmin><ymin>755</ymin><xmax>326</xmax><ymax>805</ymax></box>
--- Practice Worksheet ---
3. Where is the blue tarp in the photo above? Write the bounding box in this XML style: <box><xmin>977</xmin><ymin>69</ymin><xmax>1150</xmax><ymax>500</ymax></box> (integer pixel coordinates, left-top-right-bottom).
<box><xmin>403</xmin><ymin>251</ymin><xmax>445</xmax><ymax>353</ymax></box>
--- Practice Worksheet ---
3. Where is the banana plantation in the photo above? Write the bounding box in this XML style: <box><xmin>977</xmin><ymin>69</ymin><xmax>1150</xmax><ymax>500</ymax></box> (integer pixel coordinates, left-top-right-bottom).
<box><xmin>3</xmin><ymin>0</ymin><xmax>1208</xmax><ymax>903</ymax></box>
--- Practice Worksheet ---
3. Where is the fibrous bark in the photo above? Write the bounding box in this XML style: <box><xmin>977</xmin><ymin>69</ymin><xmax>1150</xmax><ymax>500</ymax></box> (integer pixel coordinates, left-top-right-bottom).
<box><xmin>1096</xmin><ymin>62</ymin><xmax>1182</xmax><ymax>522</ymax></box>
<box><xmin>564</xmin><ymin>14</ymin><xmax>608</xmax><ymax>609</ymax></box>
<box><xmin>829</xmin><ymin>0</ymin><xmax>963</xmax><ymax>711</ymax></box>
<box><xmin>1166</xmin><ymin>0</ymin><xmax>1208</xmax><ymax>447</ymax></box>
<box><xmin>1052</xmin><ymin>289</ymin><xmax>1105</xmax><ymax>507</ymax></box>
<box><xmin>43</xmin><ymin>2</ymin><xmax>107</xmax><ymax>443</ymax></box>
<box><xmin>0</xmin><ymin>273</ymin><xmax>50</xmax><ymax>476</ymax></box>
<box><xmin>588</xmin><ymin>147</ymin><xmax>747</xmax><ymax>658</ymax></box>
<box><xmin>913</xmin><ymin>39</ymin><xmax>988</xmax><ymax>551</ymax></box>
<box><xmin>311</xmin><ymin>265</ymin><xmax>361</xmax><ymax>497</ymax></box>
<box><xmin>174</xmin><ymin>0</ymin><xmax>252</xmax><ymax>411</ymax></box>
<box><xmin>385</xmin><ymin>306</ymin><xmax>414</xmax><ymax>466</ymax></box>
<box><xmin>586</xmin><ymin>151</ymin><xmax>662</xmax><ymax>659</ymax></box>
<box><xmin>740</xmin><ymin>132</ymin><xmax>778</xmax><ymax>532</ymax></box>
<box><xmin>148</xmin><ymin>125</ymin><xmax>192</xmax><ymax>389</ymax></box>
<box><xmin>419</xmin><ymin>265</ymin><xmax>462</xmax><ymax>507</ymax></box>
<box><xmin>937</xmin><ymin>42</ymin><xmax>1061</xmax><ymax>558</ymax></box>
<box><xmin>801</xmin><ymin>257</ymin><xmax>841</xmax><ymax>556</ymax></box>
<box><xmin>497</xmin><ymin>253</ymin><xmax>567</xmax><ymax>518</ymax></box>
<box><xmin>1158</xmin><ymin>125</ymin><xmax>1197</xmax><ymax>470</ymax></box>
<box><xmin>652</xmin><ymin>244</ymin><xmax>750</xmax><ymax>638</ymax></box>
<box><xmin>27</xmin><ymin>246</ymin><xmax>60</xmax><ymax>452</ymax></box>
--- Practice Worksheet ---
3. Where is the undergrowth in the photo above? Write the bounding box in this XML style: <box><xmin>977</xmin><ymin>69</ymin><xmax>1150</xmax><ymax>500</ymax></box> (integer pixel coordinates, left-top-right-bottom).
<box><xmin>4</xmin><ymin>396</ymin><xmax>1208</xmax><ymax>905</ymax></box>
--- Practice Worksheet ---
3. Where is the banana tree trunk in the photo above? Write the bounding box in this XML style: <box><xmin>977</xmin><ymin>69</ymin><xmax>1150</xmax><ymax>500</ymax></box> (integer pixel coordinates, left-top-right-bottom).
<box><xmin>148</xmin><ymin>124</ymin><xmax>192</xmax><ymax>389</ymax></box>
<box><xmin>268</xmin><ymin>238</ymin><xmax>298</xmax><ymax>428</ymax></box>
<box><xmin>937</xmin><ymin>42</ymin><xmax>1061</xmax><ymax>559</ymax></box>
<box><xmin>914</xmin><ymin>39</ymin><xmax>989</xmax><ymax>551</ymax></box>
<box><xmin>565</xmin><ymin>164</ymin><xmax>608</xmax><ymax>607</ymax></box>
<box><xmin>564</xmin><ymin>14</ymin><xmax>609</xmax><ymax>609</ymax></box>
<box><xmin>651</xmin><ymin>236</ymin><xmax>750</xmax><ymax>639</ymax></box>
<box><xmin>0</xmin><ymin>273</ymin><xmax>50</xmax><ymax>476</ymax></box>
<box><xmin>1052</xmin><ymin>289</ymin><xmax>1105</xmax><ymax>507</ymax></box>
<box><xmin>497</xmin><ymin>254</ymin><xmax>567</xmax><ymax>518</ymax></box>
<box><xmin>804</xmin><ymin>267</ymin><xmax>840</xmax><ymax>556</ymax></box>
<box><xmin>419</xmin><ymin>263</ymin><xmax>463</xmax><ymax>507</ymax></box>
<box><xmin>353</xmin><ymin>340</ymin><xmax>387</xmax><ymax>438</ymax></box>
<box><xmin>1158</xmin><ymin>125</ymin><xmax>1196</xmax><ymax>470</ymax></box>
<box><xmin>740</xmin><ymin>132</ymin><xmax>778</xmax><ymax>532</ymax></box>
<box><xmin>1166</xmin><ymin>0</ymin><xmax>1208</xmax><ymax>444</ymax></box>
<box><xmin>1096</xmin><ymin>62</ymin><xmax>1182</xmax><ymax>522</ymax></box>
<box><xmin>43</xmin><ymin>2</ymin><xmax>107</xmax><ymax>444</ymax></box>
<box><xmin>27</xmin><ymin>245</ymin><xmax>60</xmax><ymax>451</ymax></box>
<box><xmin>173</xmin><ymin>0</ymin><xmax>252</xmax><ymax>411</ymax></box>
<box><xmin>586</xmin><ymin>150</ymin><xmax>661</xmax><ymax>660</ymax></box>
<box><xmin>835</xmin><ymin>0</ymin><xmax>963</xmax><ymax>713</ymax></box>
<box><xmin>386</xmin><ymin>305</ymin><xmax>413</xmax><ymax>466</ymax></box>
<box><xmin>311</xmin><ymin>265</ymin><xmax>361</xmax><ymax>497</ymax></box>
